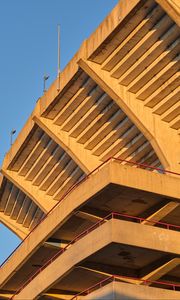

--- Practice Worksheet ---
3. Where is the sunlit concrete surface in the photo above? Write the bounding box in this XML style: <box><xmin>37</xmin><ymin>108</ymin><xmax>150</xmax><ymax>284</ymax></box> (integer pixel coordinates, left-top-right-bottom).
<box><xmin>82</xmin><ymin>281</ymin><xmax>180</xmax><ymax>300</ymax></box>
<box><xmin>8</xmin><ymin>219</ymin><xmax>180</xmax><ymax>299</ymax></box>
<box><xmin>0</xmin><ymin>0</ymin><xmax>179</xmax><ymax>298</ymax></box>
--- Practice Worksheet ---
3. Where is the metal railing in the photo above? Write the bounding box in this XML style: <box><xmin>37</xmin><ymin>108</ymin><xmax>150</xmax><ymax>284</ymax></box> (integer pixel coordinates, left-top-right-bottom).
<box><xmin>10</xmin><ymin>211</ymin><xmax>180</xmax><ymax>298</ymax></box>
<box><xmin>71</xmin><ymin>275</ymin><xmax>180</xmax><ymax>299</ymax></box>
<box><xmin>1</xmin><ymin>157</ymin><xmax>179</xmax><ymax>268</ymax></box>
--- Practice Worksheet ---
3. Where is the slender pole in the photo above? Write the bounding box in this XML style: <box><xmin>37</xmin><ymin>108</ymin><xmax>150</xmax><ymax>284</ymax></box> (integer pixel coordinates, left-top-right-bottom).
<box><xmin>43</xmin><ymin>76</ymin><xmax>46</xmax><ymax>93</ymax></box>
<box><xmin>43</xmin><ymin>75</ymin><xmax>49</xmax><ymax>93</ymax></box>
<box><xmin>58</xmin><ymin>24</ymin><xmax>60</xmax><ymax>76</ymax></box>
<box><xmin>57</xmin><ymin>24</ymin><xmax>60</xmax><ymax>91</ymax></box>
<box><xmin>10</xmin><ymin>130</ymin><xmax>16</xmax><ymax>146</ymax></box>
<box><xmin>10</xmin><ymin>133</ymin><xmax>12</xmax><ymax>147</ymax></box>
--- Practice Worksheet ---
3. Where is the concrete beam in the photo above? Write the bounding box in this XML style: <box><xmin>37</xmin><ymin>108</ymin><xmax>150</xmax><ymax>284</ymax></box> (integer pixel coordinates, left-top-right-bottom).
<box><xmin>143</xmin><ymin>258</ymin><xmax>180</xmax><ymax>284</ymax></box>
<box><xmin>43</xmin><ymin>294</ymin><xmax>72</xmax><ymax>300</ymax></box>
<box><xmin>112</xmin><ymin>258</ymin><xmax>180</xmax><ymax>285</ymax></box>
<box><xmin>44</xmin><ymin>241</ymin><xmax>68</xmax><ymax>250</ymax></box>
<box><xmin>142</xmin><ymin>201</ymin><xmax>179</xmax><ymax>226</ymax></box>
<box><xmin>1</xmin><ymin>169</ymin><xmax>55</xmax><ymax>213</ymax></box>
<box><xmin>78</xmin><ymin>58</ymin><xmax>180</xmax><ymax>173</ymax></box>
<box><xmin>73</xmin><ymin>261</ymin><xmax>180</xmax><ymax>288</ymax></box>
<box><xmin>12</xmin><ymin>219</ymin><xmax>180</xmax><ymax>299</ymax></box>
<box><xmin>75</xmin><ymin>211</ymin><xmax>103</xmax><ymax>222</ymax></box>
<box><xmin>33</xmin><ymin>116</ymin><xmax>100</xmax><ymax>173</ymax></box>
<box><xmin>79</xmin><ymin>262</ymin><xmax>137</xmax><ymax>278</ymax></box>
<box><xmin>0</xmin><ymin>294</ymin><xmax>13</xmax><ymax>299</ymax></box>
<box><xmin>155</xmin><ymin>0</ymin><xmax>180</xmax><ymax>26</ymax></box>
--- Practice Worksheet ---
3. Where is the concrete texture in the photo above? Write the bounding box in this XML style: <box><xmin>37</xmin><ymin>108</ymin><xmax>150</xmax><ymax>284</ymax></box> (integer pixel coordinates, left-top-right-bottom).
<box><xmin>83</xmin><ymin>281</ymin><xmax>180</xmax><ymax>300</ymax></box>
<box><xmin>0</xmin><ymin>0</ymin><xmax>179</xmax><ymax>299</ymax></box>
<box><xmin>12</xmin><ymin>219</ymin><xmax>180</xmax><ymax>299</ymax></box>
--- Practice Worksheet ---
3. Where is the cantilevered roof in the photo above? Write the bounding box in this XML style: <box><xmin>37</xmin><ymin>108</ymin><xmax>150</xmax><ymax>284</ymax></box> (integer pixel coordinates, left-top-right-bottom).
<box><xmin>0</xmin><ymin>125</ymin><xmax>85</xmax><ymax>238</ymax></box>
<box><xmin>0</xmin><ymin>177</ymin><xmax>44</xmax><ymax>239</ymax></box>
<box><xmin>0</xmin><ymin>0</ymin><xmax>179</xmax><ymax>239</ymax></box>
<box><xmin>39</xmin><ymin>70</ymin><xmax>162</xmax><ymax>165</ymax></box>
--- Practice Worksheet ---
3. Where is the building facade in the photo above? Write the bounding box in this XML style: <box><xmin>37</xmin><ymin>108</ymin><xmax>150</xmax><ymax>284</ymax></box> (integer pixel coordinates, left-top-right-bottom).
<box><xmin>0</xmin><ymin>0</ymin><xmax>180</xmax><ymax>299</ymax></box>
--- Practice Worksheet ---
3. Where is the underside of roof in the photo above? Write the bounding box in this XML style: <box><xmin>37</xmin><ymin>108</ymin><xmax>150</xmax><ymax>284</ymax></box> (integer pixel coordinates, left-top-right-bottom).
<box><xmin>0</xmin><ymin>0</ymin><xmax>179</xmax><ymax>238</ymax></box>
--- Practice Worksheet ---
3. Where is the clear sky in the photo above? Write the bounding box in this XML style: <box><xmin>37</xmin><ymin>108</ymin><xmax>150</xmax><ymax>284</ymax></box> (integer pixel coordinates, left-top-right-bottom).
<box><xmin>0</xmin><ymin>0</ymin><xmax>118</xmax><ymax>264</ymax></box>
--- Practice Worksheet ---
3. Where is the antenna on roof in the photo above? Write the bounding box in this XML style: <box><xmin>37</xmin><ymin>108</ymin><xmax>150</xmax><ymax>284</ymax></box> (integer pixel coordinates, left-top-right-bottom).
<box><xmin>57</xmin><ymin>24</ymin><xmax>60</xmax><ymax>91</ymax></box>
<box><xmin>58</xmin><ymin>24</ymin><xmax>60</xmax><ymax>76</ymax></box>
<box><xmin>43</xmin><ymin>75</ymin><xmax>49</xmax><ymax>93</ymax></box>
<box><xmin>10</xmin><ymin>129</ymin><xmax>16</xmax><ymax>146</ymax></box>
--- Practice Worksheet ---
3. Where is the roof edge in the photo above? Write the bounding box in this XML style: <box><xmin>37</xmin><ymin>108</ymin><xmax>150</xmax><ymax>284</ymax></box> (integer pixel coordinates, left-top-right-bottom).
<box><xmin>155</xmin><ymin>0</ymin><xmax>180</xmax><ymax>26</ymax></box>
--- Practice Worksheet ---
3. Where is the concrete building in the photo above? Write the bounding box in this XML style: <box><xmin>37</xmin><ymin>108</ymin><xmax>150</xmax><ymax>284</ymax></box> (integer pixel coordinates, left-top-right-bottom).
<box><xmin>0</xmin><ymin>0</ymin><xmax>179</xmax><ymax>299</ymax></box>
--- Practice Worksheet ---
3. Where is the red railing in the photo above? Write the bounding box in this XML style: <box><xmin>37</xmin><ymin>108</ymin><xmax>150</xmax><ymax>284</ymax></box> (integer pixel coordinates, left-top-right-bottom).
<box><xmin>1</xmin><ymin>157</ymin><xmax>179</xmax><ymax>268</ymax></box>
<box><xmin>1</xmin><ymin>156</ymin><xmax>179</xmax><ymax>292</ymax></box>
<box><xmin>71</xmin><ymin>275</ymin><xmax>180</xmax><ymax>299</ymax></box>
<box><xmin>112</xmin><ymin>157</ymin><xmax>180</xmax><ymax>176</ymax></box>
<box><xmin>10</xmin><ymin>211</ymin><xmax>180</xmax><ymax>298</ymax></box>
<box><xmin>2</xmin><ymin>156</ymin><xmax>180</xmax><ymax>269</ymax></box>
<box><xmin>1</xmin><ymin>158</ymin><xmax>109</xmax><ymax>267</ymax></box>
<box><xmin>110</xmin><ymin>157</ymin><xmax>180</xmax><ymax>176</ymax></box>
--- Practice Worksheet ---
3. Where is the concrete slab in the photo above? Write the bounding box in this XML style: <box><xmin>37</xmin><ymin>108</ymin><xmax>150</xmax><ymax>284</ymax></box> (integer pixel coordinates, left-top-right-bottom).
<box><xmin>82</xmin><ymin>281</ymin><xmax>180</xmax><ymax>300</ymax></box>
<box><xmin>0</xmin><ymin>162</ymin><xmax>179</xmax><ymax>289</ymax></box>
<box><xmin>12</xmin><ymin>219</ymin><xmax>180</xmax><ymax>299</ymax></box>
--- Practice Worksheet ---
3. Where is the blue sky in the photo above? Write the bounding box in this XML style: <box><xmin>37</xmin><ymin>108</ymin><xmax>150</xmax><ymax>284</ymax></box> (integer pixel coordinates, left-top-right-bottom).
<box><xmin>0</xmin><ymin>0</ymin><xmax>118</xmax><ymax>264</ymax></box>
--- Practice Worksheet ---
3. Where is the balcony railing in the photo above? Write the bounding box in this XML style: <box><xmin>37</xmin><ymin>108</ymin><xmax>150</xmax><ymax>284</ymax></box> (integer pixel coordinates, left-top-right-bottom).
<box><xmin>10</xmin><ymin>211</ymin><xmax>180</xmax><ymax>299</ymax></box>
<box><xmin>2</xmin><ymin>157</ymin><xmax>179</xmax><ymax>268</ymax></box>
<box><xmin>71</xmin><ymin>275</ymin><xmax>180</xmax><ymax>299</ymax></box>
